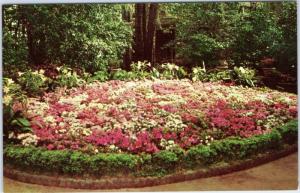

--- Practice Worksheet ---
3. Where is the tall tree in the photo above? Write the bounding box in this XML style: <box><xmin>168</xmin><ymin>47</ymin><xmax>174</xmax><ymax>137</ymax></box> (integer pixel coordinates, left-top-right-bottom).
<box><xmin>3</xmin><ymin>4</ymin><xmax>133</xmax><ymax>73</ymax></box>
<box><xmin>134</xmin><ymin>3</ymin><xmax>146</xmax><ymax>62</ymax></box>
<box><xmin>133</xmin><ymin>3</ymin><xmax>159</xmax><ymax>64</ymax></box>
<box><xmin>145</xmin><ymin>3</ymin><xmax>159</xmax><ymax>63</ymax></box>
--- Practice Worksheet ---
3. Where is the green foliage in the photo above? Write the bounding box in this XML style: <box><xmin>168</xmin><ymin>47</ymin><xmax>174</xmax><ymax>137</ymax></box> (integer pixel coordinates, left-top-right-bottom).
<box><xmin>153</xmin><ymin>150</ymin><xmax>178</xmax><ymax>165</ymax></box>
<box><xmin>10</xmin><ymin>118</ymin><xmax>32</xmax><ymax>132</ymax></box>
<box><xmin>186</xmin><ymin>145</ymin><xmax>218</xmax><ymax>165</ymax></box>
<box><xmin>230</xmin><ymin>2</ymin><xmax>296</xmax><ymax>74</ymax></box>
<box><xmin>88</xmin><ymin>71</ymin><xmax>109</xmax><ymax>82</ymax></box>
<box><xmin>165</xmin><ymin>2</ymin><xmax>296</xmax><ymax>77</ymax></box>
<box><xmin>3</xmin><ymin>78</ymin><xmax>27</xmax><ymax>106</ymax></box>
<box><xmin>3</xmin><ymin>120</ymin><xmax>297</xmax><ymax>177</ymax></box>
<box><xmin>18</xmin><ymin>70</ymin><xmax>49</xmax><ymax>96</ymax></box>
<box><xmin>208</xmin><ymin>70</ymin><xmax>232</xmax><ymax>82</ymax></box>
<box><xmin>191</xmin><ymin>68</ymin><xmax>232</xmax><ymax>83</ymax></box>
<box><xmin>130</xmin><ymin>61</ymin><xmax>151</xmax><ymax>79</ymax></box>
<box><xmin>149</xmin><ymin>67</ymin><xmax>161</xmax><ymax>79</ymax></box>
<box><xmin>3</xmin><ymin>5</ymin><xmax>28</xmax><ymax>74</ymax></box>
<box><xmin>54</xmin><ymin>66</ymin><xmax>84</xmax><ymax>88</ymax></box>
<box><xmin>276</xmin><ymin>120</ymin><xmax>298</xmax><ymax>144</ymax></box>
<box><xmin>3</xmin><ymin>4</ymin><xmax>133</xmax><ymax>72</ymax></box>
<box><xmin>191</xmin><ymin>66</ymin><xmax>257</xmax><ymax>87</ymax></box>
<box><xmin>167</xmin><ymin>3</ymin><xmax>234</xmax><ymax>65</ymax></box>
<box><xmin>274</xmin><ymin>2</ymin><xmax>297</xmax><ymax>76</ymax></box>
<box><xmin>3</xmin><ymin>78</ymin><xmax>29</xmax><ymax>136</ymax></box>
<box><xmin>233</xmin><ymin>67</ymin><xmax>256</xmax><ymax>87</ymax></box>
<box><xmin>112</xmin><ymin>69</ymin><xmax>136</xmax><ymax>81</ymax></box>
<box><xmin>4</xmin><ymin>145</ymin><xmax>139</xmax><ymax>176</ymax></box>
<box><xmin>191</xmin><ymin>67</ymin><xmax>207</xmax><ymax>82</ymax></box>
<box><xmin>159</xmin><ymin>63</ymin><xmax>187</xmax><ymax>79</ymax></box>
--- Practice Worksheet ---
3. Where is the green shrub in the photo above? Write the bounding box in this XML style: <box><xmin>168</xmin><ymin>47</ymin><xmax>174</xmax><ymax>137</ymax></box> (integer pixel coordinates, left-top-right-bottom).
<box><xmin>276</xmin><ymin>120</ymin><xmax>298</xmax><ymax>144</ymax></box>
<box><xmin>112</xmin><ymin>69</ymin><xmax>137</xmax><ymax>81</ymax></box>
<box><xmin>191</xmin><ymin>67</ymin><xmax>207</xmax><ymax>82</ymax></box>
<box><xmin>3</xmin><ymin>120</ymin><xmax>297</xmax><ymax>177</ymax></box>
<box><xmin>3</xmin><ymin>78</ymin><xmax>28</xmax><ymax>136</ymax></box>
<box><xmin>64</xmin><ymin>151</ymin><xmax>90</xmax><ymax>174</ymax></box>
<box><xmin>130</xmin><ymin>61</ymin><xmax>151</xmax><ymax>72</ymax></box>
<box><xmin>160</xmin><ymin>63</ymin><xmax>187</xmax><ymax>79</ymax></box>
<box><xmin>18</xmin><ymin>70</ymin><xmax>49</xmax><ymax>96</ymax></box>
<box><xmin>39</xmin><ymin>150</ymin><xmax>71</xmax><ymax>172</ymax></box>
<box><xmin>149</xmin><ymin>67</ymin><xmax>161</xmax><ymax>79</ymax></box>
<box><xmin>208</xmin><ymin>70</ymin><xmax>232</xmax><ymax>82</ymax></box>
<box><xmin>153</xmin><ymin>150</ymin><xmax>179</xmax><ymax>171</ymax></box>
<box><xmin>186</xmin><ymin>145</ymin><xmax>218</xmax><ymax>165</ymax></box>
<box><xmin>54</xmin><ymin>66</ymin><xmax>85</xmax><ymax>88</ymax></box>
<box><xmin>89</xmin><ymin>153</ymin><xmax>138</xmax><ymax>175</ymax></box>
<box><xmin>233</xmin><ymin>66</ymin><xmax>257</xmax><ymax>87</ymax></box>
<box><xmin>3</xmin><ymin>78</ymin><xmax>26</xmax><ymax>105</ymax></box>
<box><xmin>88</xmin><ymin>71</ymin><xmax>109</xmax><ymax>82</ymax></box>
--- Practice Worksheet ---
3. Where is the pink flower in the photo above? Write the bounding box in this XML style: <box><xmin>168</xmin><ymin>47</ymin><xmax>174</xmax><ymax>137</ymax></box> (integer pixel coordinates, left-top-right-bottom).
<box><xmin>47</xmin><ymin>144</ymin><xmax>55</xmax><ymax>150</ymax></box>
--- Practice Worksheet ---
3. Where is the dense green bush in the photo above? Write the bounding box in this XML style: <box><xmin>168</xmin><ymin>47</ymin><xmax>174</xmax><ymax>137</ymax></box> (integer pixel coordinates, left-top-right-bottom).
<box><xmin>88</xmin><ymin>71</ymin><xmax>110</xmax><ymax>82</ymax></box>
<box><xmin>186</xmin><ymin>145</ymin><xmax>218</xmax><ymax>165</ymax></box>
<box><xmin>112</xmin><ymin>69</ymin><xmax>137</xmax><ymax>81</ymax></box>
<box><xmin>233</xmin><ymin>67</ymin><xmax>257</xmax><ymax>87</ymax></box>
<box><xmin>53</xmin><ymin>66</ymin><xmax>85</xmax><ymax>88</ymax></box>
<box><xmin>159</xmin><ymin>63</ymin><xmax>187</xmax><ymax>80</ymax></box>
<box><xmin>191</xmin><ymin>66</ymin><xmax>257</xmax><ymax>87</ymax></box>
<box><xmin>4</xmin><ymin>120</ymin><xmax>297</xmax><ymax>177</ymax></box>
<box><xmin>18</xmin><ymin>70</ymin><xmax>49</xmax><ymax>96</ymax></box>
<box><xmin>276</xmin><ymin>120</ymin><xmax>298</xmax><ymax>144</ymax></box>
<box><xmin>130</xmin><ymin>61</ymin><xmax>151</xmax><ymax>79</ymax></box>
<box><xmin>3</xmin><ymin>78</ymin><xmax>30</xmax><ymax>137</ymax></box>
<box><xmin>3</xmin><ymin>4</ymin><xmax>132</xmax><ymax>73</ymax></box>
<box><xmin>153</xmin><ymin>150</ymin><xmax>179</xmax><ymax>169</ymax></box>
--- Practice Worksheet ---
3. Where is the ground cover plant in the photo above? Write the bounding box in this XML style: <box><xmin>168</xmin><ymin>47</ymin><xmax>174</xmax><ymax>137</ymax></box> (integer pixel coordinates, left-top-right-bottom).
<box><xmin>4</xmin><ymin>78</ymin><xmax>298</xmax><ymax>177</ymax></box>
<box><xmin>6</xmin><ymin>79</ymin><xmax>297</xmax><ymax>154</ymax></box>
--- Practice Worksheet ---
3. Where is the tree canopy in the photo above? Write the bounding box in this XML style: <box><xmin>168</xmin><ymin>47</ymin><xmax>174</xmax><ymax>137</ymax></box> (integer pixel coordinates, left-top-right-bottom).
<box><xmin>3</xmin><ymin>2</ymin><xmax>297</xmax><ymax>76</ymax></box>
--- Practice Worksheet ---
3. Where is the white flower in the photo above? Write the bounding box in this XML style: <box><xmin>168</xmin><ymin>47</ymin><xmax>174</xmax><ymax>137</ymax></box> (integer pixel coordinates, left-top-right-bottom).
<box><xmin>8</xmin><ymin>132</ymin><xmax>15</xmax><ymax>139</ymax></box>
<box><xmin>17</xmin><ymin>133</ymin><xmax>38</xmax><ymax>146</ymax></box>
<box><xmin>39</xmin><ymin>69</ymin><xmax>45</xmax><ymax>74</ymax></box>
<box><xmin>59</xmin><ymin>122</ymin><xmax>65</xmax><ymax>127</ymax></box>
<box><xmin>18</xmin><ymin>72</ymin><xmax>24</xmax><ymax>76</ymax></box>
<box><xmin>7</xmin><ymin>78</ymin><xmax>15</xmax><ymax>85</ymax></box>
<box><xmin>168</xmin><ymin>140</ymin><xmax>175</xmax><ymax>145</ymax></box>
<box><xmin>44</xmin><ymin>116</ymin><xmax>55</xmax><ymax>123</ymax></box>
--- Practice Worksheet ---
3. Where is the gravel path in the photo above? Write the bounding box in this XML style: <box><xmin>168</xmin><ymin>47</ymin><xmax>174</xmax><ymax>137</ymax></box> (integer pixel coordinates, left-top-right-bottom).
<box><xmin>4</xmin><ymin>153</ymin><xmax>298</xmax><ymax>192</ymax></box>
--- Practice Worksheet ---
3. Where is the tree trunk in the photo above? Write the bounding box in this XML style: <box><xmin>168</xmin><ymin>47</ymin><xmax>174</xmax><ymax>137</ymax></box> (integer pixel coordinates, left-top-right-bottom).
<box><xmin>122</xmin><ymin>5</ymin><xmax>133</xmax><ymax>70</ymax></box>
<box><xmin>133</xmin><ymin>3</ymin><xmax>145</xmax><ymax>62</ymax></box>
<box><xmin>145</xmin><ymin>3</ymin><xmax>159</xmax><ymax>63</ymax></box>
<box><xmin>26</xmin><ymin>22</ymin><xmax>36</xmax><ymax>65</ymax></box>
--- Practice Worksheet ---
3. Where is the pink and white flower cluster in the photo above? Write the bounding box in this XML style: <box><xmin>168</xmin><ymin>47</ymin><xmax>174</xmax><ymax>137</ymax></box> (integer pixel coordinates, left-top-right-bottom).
<box><xmin>13</xmin><ymin>80</ymin><xmax>297</xmax><ymax>153</ymax></box>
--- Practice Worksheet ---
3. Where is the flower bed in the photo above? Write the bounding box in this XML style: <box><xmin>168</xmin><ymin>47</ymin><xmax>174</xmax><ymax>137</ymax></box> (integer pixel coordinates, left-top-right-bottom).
<box><xmin>4</xmin><ymin>79</ymin><xmax>298</xmax><ymax>177</ymax></box>
<box><xmin>4</xmin><ymin>120</ymin><xmax>298</xmax><ymax>178</ymax></box>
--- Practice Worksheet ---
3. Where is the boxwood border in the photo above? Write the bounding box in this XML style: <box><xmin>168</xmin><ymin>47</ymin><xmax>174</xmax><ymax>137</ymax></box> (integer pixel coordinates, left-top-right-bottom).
<box><xmin>4</xmin><ymin>120</ymin><xmax>298</xmax><ymax>188</ymax></box>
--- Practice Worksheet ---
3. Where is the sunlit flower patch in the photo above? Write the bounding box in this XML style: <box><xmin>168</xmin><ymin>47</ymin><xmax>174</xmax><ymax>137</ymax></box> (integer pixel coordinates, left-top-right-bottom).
<box><xmin>11</xmin><ymin>80</ymin><xmax>297</xmax><ymax>154</ymax></box>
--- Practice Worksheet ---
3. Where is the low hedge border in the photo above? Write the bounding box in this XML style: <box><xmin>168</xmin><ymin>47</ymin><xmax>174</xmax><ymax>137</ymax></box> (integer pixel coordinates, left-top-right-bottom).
<box><xmin>4</xmin><ymin>120</ymin><xmax>298</xmax><ymax>180</ymax></box>
<box><xmin>4</xmin><ymin>144</ymin><xmax>297</xmax><ymax>189</ymax></box>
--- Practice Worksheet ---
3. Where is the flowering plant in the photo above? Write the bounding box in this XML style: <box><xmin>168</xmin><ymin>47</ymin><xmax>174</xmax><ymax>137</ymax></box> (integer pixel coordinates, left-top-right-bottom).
<box><xmin>6</xmin><ymin>79</ymin><xmax>297</xmax><ymax>154</ymax></box>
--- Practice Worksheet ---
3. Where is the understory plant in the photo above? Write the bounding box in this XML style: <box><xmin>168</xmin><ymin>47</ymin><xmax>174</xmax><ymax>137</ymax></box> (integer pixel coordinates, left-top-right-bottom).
<box><xmin>233</xmin><ymin>66</ymin><xmax>257</xmax><ymax>87</ymax></box>
<box><xmin>159</xmin><ymin>63</ymin><xmax>187</xmax><ymax>79</ymax></box>
<box><xmin>54</xmin><ymin>66</ymin><xmax>85</xmax><ymax>88</ymax></box>
<box><xmin>18</xmin><ymin>70</ymin><xmax>49</xmax><ymax>96</ymax></box>
<box><xmin>3</xmin><ymin>78</ymin><xmax>31</xmax><ymax>138</ymax></box>
<box><xmin>4</xmin><ymin>119</ymin><xmax>297</xmax><ymax>177</ymax></box>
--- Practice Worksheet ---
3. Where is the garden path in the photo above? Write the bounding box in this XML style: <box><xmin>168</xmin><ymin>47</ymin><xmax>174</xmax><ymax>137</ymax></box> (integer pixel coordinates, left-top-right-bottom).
<box><xmin>4</xmin><ymin>153</ymin><xmax>298</xmax><ymax>192</ymax></box>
